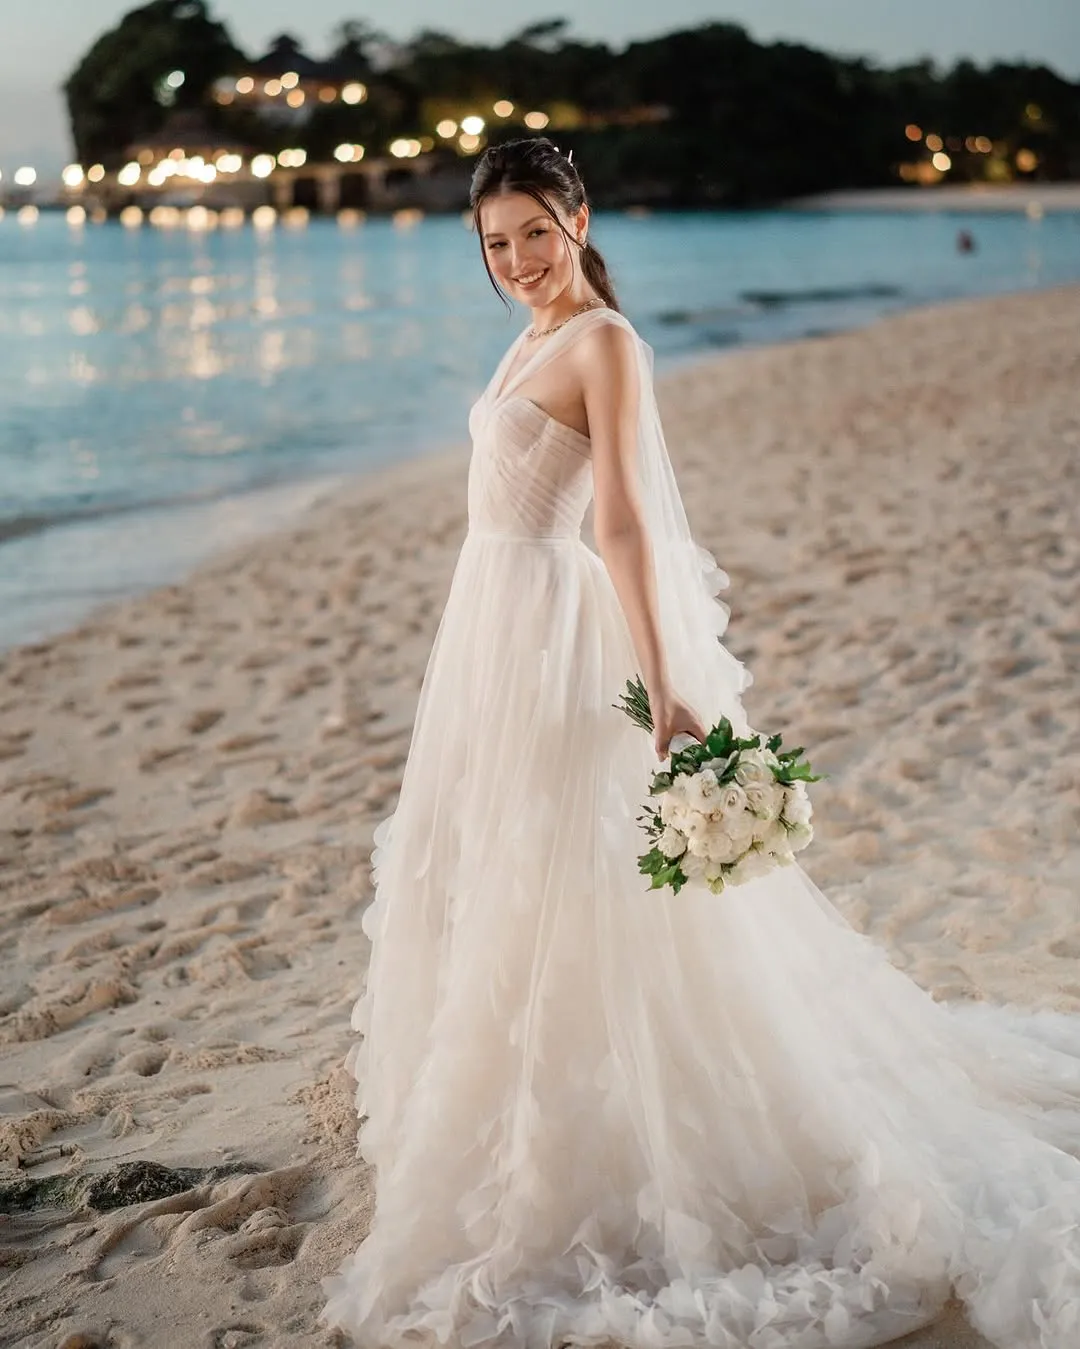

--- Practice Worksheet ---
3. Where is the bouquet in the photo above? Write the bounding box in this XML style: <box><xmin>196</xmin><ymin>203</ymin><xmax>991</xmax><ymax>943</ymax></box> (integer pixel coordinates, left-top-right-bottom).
<box><xmin>614</xmin><ymin>676</ymin><xmax>822</xmax><ymax>896</ymax></box>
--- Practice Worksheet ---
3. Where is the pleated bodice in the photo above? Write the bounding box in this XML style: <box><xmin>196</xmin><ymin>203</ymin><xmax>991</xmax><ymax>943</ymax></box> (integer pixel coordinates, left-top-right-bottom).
<box><xmin>467</xmin><ymin>395</ymin><xmax>593</xmax><ymax>540</ymax></box>
<box><xmin>465</xmin><ymin>315</ymin><xmax>607</xmax><ymax>541</ymax></box>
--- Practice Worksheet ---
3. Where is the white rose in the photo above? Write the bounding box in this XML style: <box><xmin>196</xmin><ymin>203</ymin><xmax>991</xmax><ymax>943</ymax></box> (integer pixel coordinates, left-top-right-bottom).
<box><xmin>684</xmin><ymin>814</ymin><xmax>711</xmax><ymax>858</ymax></box>
<box><xmin>715</xmin><ymin>781</ymin><xmax>749</xmax><ymax>818</ymax></box>
<box><xmin>658</xmin><ymin>792</ymin><xmax>682</xmax><ymax>826</ymax></box>
<box><xmin>759</xmin><ymin>820</ymin><xmax>790</xmax><ymax>856</ymax></box>
<box><xmin>782</xmin><ymin>782</ymin><xmax>813</xmax><ymax>828</ymax></box>
<box><xmin>683</xmin><ymin>768</ymin><xmax>721</xmax><ymax>814</ymax></box>
<box><xmin>744</xmin><ymin>781</ymin><xmax>784</xmax><ymax>823</ymax></box>
<box><xmin>657</xmin><ymin>826</ymin><xmax>688</xmax><ymax>859</ymax></box>
<box><xmin>734</xmin><ymin>749</ymin><xmax>773</xmax><ymax>788</ymax></box>
<box><xmin>786</xmin><ymin>821</ymin><xmax>813</xmax><ymax>853</ymax></box>
<box><xmin>715</xmin><ymin>785</ymin><xmax>755</xmax><ymax>849</ymax></box>
<box><xmin>681</xmin><ymin>851</ymin><xmax>708</xmax><ymax>881</ymax></box>
<box><xmin>726</xmin><ymin>848</ymin><xmax>775</xmax><ymax>887</ymax></box>
<box><xmin>703</xmin><ymin>823</ymin><xmax>741</xmax><ymax>865</ymax></box>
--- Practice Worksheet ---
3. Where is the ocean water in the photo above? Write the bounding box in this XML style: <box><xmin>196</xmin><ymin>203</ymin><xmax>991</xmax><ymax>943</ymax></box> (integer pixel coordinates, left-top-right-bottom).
<box><xmin>2</xmin><ymin>206</ymin><xmax>1078</xmax><ymax>648</ymax></box>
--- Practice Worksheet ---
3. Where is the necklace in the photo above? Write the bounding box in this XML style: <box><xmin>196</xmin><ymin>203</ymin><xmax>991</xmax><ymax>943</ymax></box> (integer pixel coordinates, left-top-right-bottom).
<box><xmin>526</xmin><ymin>296</ymin><xmax>606</xmax><ymax>341</ymax></box>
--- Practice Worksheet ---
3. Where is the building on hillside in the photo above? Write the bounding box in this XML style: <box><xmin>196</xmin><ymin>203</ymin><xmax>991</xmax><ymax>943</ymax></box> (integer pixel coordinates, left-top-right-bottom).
<box><xmin>213</xmin><ymin>34</ymin><xmax>369</xmax><ymax>125</ymax></box>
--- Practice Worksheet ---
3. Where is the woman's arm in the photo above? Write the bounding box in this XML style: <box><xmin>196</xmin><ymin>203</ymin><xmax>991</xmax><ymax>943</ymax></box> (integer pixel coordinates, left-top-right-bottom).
<box><xmin>578</xmin><ymin>324</ymin><xmax>706</xmax><ymax>756</ymax></box>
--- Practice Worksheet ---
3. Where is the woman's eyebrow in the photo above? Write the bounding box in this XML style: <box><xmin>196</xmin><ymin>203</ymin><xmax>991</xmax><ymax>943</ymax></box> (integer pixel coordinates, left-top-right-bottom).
<box><xmin>483</xmin><ymin>214</ymin><xmax>549</xmax><ymax>240</ymax></box>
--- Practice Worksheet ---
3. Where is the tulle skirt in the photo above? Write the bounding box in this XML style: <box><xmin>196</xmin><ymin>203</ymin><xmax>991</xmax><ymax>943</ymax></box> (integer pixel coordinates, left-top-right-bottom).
<box><xmin>320</xmin><ymin>531</ymin><xmax>1080</xmax><ymax>1349</ymax></box>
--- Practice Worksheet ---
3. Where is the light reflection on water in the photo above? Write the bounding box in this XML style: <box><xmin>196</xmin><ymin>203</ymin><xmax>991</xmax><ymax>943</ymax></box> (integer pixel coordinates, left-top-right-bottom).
<box><xmin>1</xmin><ymin>206</ymin><xmax>1079</xmax><ymax>646</ymax></box>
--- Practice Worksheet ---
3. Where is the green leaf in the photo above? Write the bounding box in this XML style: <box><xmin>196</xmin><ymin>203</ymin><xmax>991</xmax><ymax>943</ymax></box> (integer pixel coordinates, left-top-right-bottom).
<box><xmin>705</xmin><ymin>723</ymin><xmax>734</xmax><ymax>756</ymax></box>
<box><xmin>648</xmin><ymin>861</ymin><xmax>686</xmax><ymax>890</ymax></box>
<box><xmin>638</xmin><ymin>847</ymin><xmax>670</xmax><ymax>877</ymax></box>
<box><xmin>782</xmin><ymin>764</ymin><xmax>824</xmax><ymax>782</ymax></box>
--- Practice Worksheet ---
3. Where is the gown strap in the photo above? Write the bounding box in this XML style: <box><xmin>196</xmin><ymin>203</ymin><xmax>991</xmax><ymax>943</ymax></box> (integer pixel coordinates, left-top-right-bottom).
<box><xmin>493</xmin><ymin>306</ymin><xmax>636</xmax><ymax>405</ymax></box>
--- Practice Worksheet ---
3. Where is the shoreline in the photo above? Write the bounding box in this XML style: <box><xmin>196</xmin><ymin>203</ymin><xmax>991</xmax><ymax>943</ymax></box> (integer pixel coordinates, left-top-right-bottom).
<box><xmin>2</xmin><ymin>284</ymin><xmax>1078</xmax><ymax>1347</ymax></box>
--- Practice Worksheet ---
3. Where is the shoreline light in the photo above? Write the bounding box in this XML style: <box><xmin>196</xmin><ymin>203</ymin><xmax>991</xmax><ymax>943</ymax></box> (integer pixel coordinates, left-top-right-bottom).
<box><xmin>461</xmin><ymin>115</ymin><xmax>485</xmax><ymax>135</ymax></box>
<box><xmin>494</xmin><ymin>100</ymin><xmax>514</xmax><ymax>117</ymax></box>
<box><xmin>342</xmin><ymin>82</ymin><xmax>367</xmax><ymax>105</ymax></box>
<box><xmin>187</xmin><ymin>205</ymin><xmax>216</xmax><ymax>231</ymax></box>
<box><xmin>14</xmin><ymin>166</ymin><xmax>38</xmax><ymax>186</ymax></box>
<box><xmin>236</xmin><ymin>76</ymin><xmax>254</xmax><ymax>94</ymax></box>
<box><xmin>524</xmin><ymin>110</ymin><xmax>549</xmax><ymax>130</ymax></box>
<box><xmin>251</xmin><ymin>154</ymin><xmax>276</xmax><ymax>178</ymax></box>
<box><xmin>280</xmin><ymin>71</ymin><xmax>300</xmax><ymax>89</ymax></box>
<box><xmin>436</xmin><ymin>119</ymin><xmax>458</xmax><ymax>138</ymax></box>
<box><xmin>931</xmin><ymin>151</ymin><xmax>951</xmax><ymax>172</ymax></box>
<box><xmin>66</xmin><ymin>204</ymin><xmax>87</xmax><ymax>226</ymax></box>
<box><xmin>117</xmin><ymin>161</ymin><xmax>141</xmax><ymax>186</ymax></box>
<box><xmin>166</xmin><ymin>70</ymin><xmax>185</xmax><ymax>89</ymax></box>
<box><xmin>149</xmin><ymin>204</ymin><xmax>181</xmax><ymax>228</ymax></box>
<box><xmin>88</xmin><ymin>164</ymin><xmax>105</xmax><ymax>182</ymax></box>
<box><xmin>62</xmin><ymin>164</ymin><xmax>85</xmax><ymax>188</ymax></box>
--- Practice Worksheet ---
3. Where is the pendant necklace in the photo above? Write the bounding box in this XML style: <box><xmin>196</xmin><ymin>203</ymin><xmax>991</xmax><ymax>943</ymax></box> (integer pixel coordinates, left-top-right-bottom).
<box><xmin>526</xmin><ymin>296</ymin><xmax>606</xmax><ymax>341</ymax></box>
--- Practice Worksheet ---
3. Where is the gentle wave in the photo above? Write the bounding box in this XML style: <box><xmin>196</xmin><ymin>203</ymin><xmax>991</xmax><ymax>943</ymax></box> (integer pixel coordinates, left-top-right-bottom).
<box><xmin>658</xmin><ymin>284</ymin><xmax>905</xmax><ymax>325</ymax></box>
<box><xmin>0</xmin><ymin>477</ymin><xmax>305</xmax><ymax>547</ymax></box>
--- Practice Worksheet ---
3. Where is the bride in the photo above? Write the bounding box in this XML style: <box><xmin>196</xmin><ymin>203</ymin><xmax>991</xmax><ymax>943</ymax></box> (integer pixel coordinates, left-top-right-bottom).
<box><xmin>320</xmin><ymin>137</ymin><xmax>1080</xmax><ymax>1348</ymax></box>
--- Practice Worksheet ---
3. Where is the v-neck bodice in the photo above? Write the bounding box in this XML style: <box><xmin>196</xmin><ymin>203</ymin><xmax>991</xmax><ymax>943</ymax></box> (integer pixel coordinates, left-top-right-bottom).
<box><xmin>466</xmin><ymin>306</ymin><xmax>629</xmax><ymax>542</ymax></box>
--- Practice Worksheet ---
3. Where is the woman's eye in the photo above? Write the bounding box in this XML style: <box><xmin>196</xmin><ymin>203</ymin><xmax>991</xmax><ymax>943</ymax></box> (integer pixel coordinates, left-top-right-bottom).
<box><xmin>529</xmin><ymin>228</ymin><xmax>546</xmax><ymax>237</ymax></box>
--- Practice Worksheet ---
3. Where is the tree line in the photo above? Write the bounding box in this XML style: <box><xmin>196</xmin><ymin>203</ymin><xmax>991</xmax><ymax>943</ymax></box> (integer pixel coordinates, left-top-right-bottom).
<box><xmin>65</xmin><ymin>0</ymin><xmax>1080</xmax><ymax>206</ymax></box>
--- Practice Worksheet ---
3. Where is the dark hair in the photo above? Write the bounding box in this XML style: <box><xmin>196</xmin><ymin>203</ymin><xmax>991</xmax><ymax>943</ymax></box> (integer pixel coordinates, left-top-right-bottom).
<box><xmin>469</xmin><ymin>137</ymin><xmax>620</xmax><ymax>313</ymax></box>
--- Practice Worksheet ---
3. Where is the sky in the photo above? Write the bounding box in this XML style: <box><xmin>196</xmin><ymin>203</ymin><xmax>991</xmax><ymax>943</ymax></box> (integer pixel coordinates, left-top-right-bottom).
<box><xmin>2</xmin><ymin>0</ymin><xmax>1078</xmax><ymax>174</ymax></box>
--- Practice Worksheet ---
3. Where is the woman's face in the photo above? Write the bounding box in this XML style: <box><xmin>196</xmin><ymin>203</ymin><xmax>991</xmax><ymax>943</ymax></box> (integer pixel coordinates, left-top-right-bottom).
<box><xmin>479</xmin><ymin>189</ymin><xmax>587</xmax><ymax>307</ymax></box>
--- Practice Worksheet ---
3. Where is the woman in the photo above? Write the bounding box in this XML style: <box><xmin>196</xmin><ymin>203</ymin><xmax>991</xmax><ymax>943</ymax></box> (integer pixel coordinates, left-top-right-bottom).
<box><xmin>321</xmin><ymin>138</ymin><xmax>1080</xmax><ymax>1348</ymax></box>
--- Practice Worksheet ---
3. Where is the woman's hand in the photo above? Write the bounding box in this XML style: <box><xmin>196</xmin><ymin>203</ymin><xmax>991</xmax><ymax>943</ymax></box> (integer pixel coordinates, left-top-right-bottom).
<box><xmin>650</xmin><ymin>686</ymin><xmax>708</xmax><ymax>760</ymax></box>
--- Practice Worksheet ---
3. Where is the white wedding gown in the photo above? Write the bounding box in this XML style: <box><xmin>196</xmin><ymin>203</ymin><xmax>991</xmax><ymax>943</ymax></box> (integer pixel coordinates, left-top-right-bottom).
<box><xmin>321</xmin><ymin>308</ymin><xmax>1080</xmax><ymax>1349</ymax></box>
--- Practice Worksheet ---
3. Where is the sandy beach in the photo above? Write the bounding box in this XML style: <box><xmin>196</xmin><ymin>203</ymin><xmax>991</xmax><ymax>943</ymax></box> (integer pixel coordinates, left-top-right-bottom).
<box><xmin>793</xmin><ymin>182</ymin><xmax>1080</xmax><ymax>212</ymax></box>
<box><xmin>1</xmin><ymin>284</ymin><xmax>1078</xmax><ymax>1349</ymax></box>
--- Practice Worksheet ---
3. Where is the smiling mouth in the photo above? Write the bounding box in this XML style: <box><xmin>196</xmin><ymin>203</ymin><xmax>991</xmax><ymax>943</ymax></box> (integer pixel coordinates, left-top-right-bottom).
<box><xmin>514</xmin><ymin>268</ymin><xmax>549</xmax><ymax>288</ymax></box>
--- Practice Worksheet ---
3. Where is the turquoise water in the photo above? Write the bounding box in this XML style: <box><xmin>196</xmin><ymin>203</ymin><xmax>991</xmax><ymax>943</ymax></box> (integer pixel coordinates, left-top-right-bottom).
<box><xmin>2</xmin><ymin>206</ymin><xmax>1078</xmax><ymax>646</ymax></box>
